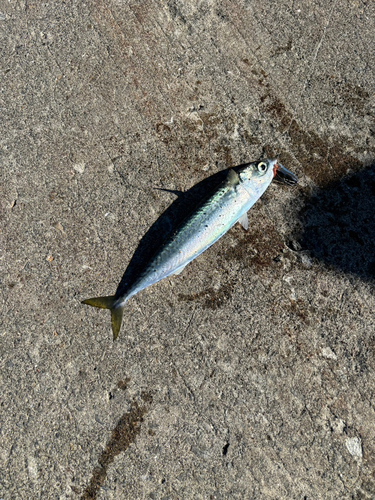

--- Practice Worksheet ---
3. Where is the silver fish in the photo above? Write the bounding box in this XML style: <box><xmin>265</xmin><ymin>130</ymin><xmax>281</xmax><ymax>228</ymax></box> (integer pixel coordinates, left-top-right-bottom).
<box><xmin>82</xmin><ymin>159</ymin><xmax>297</xmax><ymax>339</ymax></box>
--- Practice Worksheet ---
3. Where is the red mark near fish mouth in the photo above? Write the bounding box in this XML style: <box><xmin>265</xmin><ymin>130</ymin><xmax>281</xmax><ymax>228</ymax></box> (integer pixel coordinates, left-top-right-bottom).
<box><xmin>273</xmin><ymin>162</ymin><xmax>279</xmax><ymax>177</ymax></box>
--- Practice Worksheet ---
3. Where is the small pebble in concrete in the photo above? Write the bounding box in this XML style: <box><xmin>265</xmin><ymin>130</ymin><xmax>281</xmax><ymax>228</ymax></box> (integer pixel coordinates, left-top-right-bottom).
<box><xmin>345</xmin><ymin>437</ymin><xmax>362</xmax><ymax>458</ymax></box>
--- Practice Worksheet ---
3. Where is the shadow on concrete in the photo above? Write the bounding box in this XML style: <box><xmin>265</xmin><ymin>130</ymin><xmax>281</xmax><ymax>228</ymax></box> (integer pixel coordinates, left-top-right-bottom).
<box><xmin>297</xmin><ymin>163</ymin><xmax>375</xmax><ymax>282</ymax></box>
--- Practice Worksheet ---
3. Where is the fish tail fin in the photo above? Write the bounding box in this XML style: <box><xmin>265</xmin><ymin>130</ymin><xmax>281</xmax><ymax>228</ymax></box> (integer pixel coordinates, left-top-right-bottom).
<box><xmin>81</xmin><ymin>295</ymin><xmax>125</xmax><ymax>341</ymax></box>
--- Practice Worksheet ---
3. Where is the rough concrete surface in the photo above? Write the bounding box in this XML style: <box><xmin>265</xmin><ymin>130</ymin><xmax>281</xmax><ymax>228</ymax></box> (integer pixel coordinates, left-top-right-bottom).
<box><xmin>1</xmin><ymin>1</ymin><xmax>375</xmax><ymax>499</ymax></box>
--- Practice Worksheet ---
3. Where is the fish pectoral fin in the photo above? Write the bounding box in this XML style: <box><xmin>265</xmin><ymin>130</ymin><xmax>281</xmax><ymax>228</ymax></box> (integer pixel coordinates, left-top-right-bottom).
<box><xmin>238</xmin><ymin>212</ymin><xmax>249</xmax><ymax>231</ymax></box>
<box><xmin>173</xmin><ymin>264</ymin><xmax>187</xmax><ymax>275</ymax></box>
<box><xmin>82</xmin><ymin>295</ymin><xmax>125</xmax><ymax>341</ymax></box>
<box><xmin>226</xmin><ymin>168</ymin><xmax>240</xmax><ymax>187</ymax></box>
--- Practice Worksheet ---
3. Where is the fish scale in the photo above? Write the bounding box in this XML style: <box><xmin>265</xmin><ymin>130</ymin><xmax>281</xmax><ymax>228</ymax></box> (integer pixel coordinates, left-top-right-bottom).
<box><xmin>82</xmin><ymin>159</ymin><xmax>298</xmax><ymax>340</ymax></box>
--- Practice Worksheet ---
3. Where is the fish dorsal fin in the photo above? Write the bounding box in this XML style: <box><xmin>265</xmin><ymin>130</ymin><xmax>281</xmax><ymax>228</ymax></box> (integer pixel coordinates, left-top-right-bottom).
<box><xmin>226</xmin><ymin>168</ymin><xmax>240</xmax><ymax>187</ymax></box>
<box><xmin>238</xmin><ymin>212</ymin><xmax>249</xmax><ymax>230</ymax></box>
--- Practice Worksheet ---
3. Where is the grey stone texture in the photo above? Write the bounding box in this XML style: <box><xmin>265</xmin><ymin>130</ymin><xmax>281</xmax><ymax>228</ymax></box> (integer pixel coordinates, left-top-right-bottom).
<box><xmin>1</xmin><ymin>1</ymin><xmax>374</xmax><ymax>499</ymax></box>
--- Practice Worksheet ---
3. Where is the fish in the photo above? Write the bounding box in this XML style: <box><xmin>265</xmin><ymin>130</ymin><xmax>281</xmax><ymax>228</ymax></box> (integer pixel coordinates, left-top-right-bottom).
<box><xmin>82</xmin><ymin>159</ymin><xmax>298</xmax><ymax>340</ymax></box>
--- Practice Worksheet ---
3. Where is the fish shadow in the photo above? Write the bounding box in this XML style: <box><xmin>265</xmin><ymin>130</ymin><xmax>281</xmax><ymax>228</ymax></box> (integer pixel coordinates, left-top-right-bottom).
<box><xmin>115</xmin><ymin>166</ymin><xmax>239</xmax><ymax>298</ymax></box>
<box><xmin>297</xmin><ymin>163</ymin><xmax>375</xmax><ymax>281</ymax></box>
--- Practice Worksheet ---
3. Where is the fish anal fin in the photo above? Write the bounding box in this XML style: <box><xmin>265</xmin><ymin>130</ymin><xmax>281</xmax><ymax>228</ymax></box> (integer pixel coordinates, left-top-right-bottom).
<box><xmin>238</xmin><ymin>212</ymin><xmax>249</xmax><ymax>230</ymax></box>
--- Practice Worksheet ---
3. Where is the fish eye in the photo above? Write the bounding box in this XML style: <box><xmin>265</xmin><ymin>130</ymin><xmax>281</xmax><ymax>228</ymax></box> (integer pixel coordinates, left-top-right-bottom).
<box><xmin>257</xmin><ymin>161</ymin><xmax>267</xmax><ymax>173</ymax></box>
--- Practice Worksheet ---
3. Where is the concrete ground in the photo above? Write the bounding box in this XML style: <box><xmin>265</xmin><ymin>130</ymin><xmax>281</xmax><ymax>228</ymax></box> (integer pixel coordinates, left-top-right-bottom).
<box><xmin>1</xmin><ymin>1</ymin><xmax>375</xmax><ymax>498</ymax></box>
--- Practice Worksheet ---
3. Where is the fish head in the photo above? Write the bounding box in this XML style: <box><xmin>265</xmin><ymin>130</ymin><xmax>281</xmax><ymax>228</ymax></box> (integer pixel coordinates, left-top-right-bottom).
<box><xmin>238</xmin><ymin>159</ymin><xmax>276</xmax><ymax>188</ymax></box>
<box><xmin>238</xmin><ymin>159</ymin><xmax>298</xmax><ymax>187</ymax></box>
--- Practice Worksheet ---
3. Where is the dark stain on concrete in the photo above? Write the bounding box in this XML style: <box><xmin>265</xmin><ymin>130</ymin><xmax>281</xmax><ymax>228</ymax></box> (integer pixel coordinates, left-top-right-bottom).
<box><xmin>271</xmin><ymin>38</ymin><xmax>293</xmax><ymax>57</ymax></box>
<box><xmin>251</xmin><ymin>69</ymin><xmax>365</xmax><ymax>187</ymax></box>
<box><xmin>117</xmin><ymin>377</ymin><xmax>131</xmax><ymax>391</ymax></box>
<box><xmin>322</xmin><ymin>78</ymin><xmax>370</xmax><ymax>115</ymax></box>
<box><xmin>140</xmin><ymin>390</ymin><xmax>153</xmax><ymax>405</ymax></box>
<box><xmin>223</xmin><ymin>224</ymin><xmax>284</xmax><ymax>272</ymax></box>
<box><xmin>81</xmin><ymin>392</ymin><xmax>152</xmax><ymax>500</ymax></box>
<box><xmin>178</xmin><ymin>223</ymin><xmax>285</xmax><ymax>309</ymax></box>
<box><xmin>178</xmin><ymin>280</ymin><xmax>235</xmax><ymax>309</ymax></box>
<box><xmin>154</xmin><ymin>107</ymin><xmax>237</xmax><ymax>171</ymax></box>
<box><xmin>263</xmin><ymin>96</ymin><xmax>362</xmax><ymax>186</ymax></box>
<box><xmin>286</xmin><ymin>298</ymin><xmax>311</xmax><ymax>325</ymax></box>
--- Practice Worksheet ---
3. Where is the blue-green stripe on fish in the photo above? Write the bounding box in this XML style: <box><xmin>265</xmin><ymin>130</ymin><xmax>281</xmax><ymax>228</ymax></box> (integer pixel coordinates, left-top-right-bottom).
<box><xmin>82</xmin><ymin>159</ymin><xmax>298</xmax><ymax>340</ymax></box>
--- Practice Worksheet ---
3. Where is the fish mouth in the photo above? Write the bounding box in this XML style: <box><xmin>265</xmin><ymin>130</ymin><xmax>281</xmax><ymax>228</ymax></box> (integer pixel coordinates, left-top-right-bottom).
<box><xmin>273</xmin><ymin>161</ymin><xmax>298</xmax><ymax>186</ymax></box>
